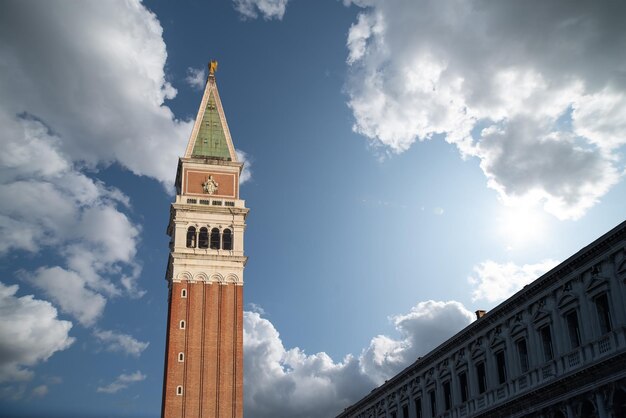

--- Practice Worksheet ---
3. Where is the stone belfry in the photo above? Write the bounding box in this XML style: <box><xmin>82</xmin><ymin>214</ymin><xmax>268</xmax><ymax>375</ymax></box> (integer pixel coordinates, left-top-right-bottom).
<box><xmin>162</xmin><ymin>61</ymin><xmax>247</xmax><ymax>418</ymax></box>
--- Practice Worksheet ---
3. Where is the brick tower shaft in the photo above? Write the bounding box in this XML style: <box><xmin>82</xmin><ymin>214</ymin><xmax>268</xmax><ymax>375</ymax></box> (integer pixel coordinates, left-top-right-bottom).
<box><xmin>162</xmin><ymin>62</ymin><xmax>247</xmax><ymax>418</ymax></box>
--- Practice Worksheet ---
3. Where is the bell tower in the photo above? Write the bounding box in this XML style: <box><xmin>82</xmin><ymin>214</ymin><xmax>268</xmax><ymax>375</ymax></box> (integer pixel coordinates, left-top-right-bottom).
<box><xmin>162</xmin><ymin>61</ymin><xmax>247</xmax><ymax>418</ymax></box>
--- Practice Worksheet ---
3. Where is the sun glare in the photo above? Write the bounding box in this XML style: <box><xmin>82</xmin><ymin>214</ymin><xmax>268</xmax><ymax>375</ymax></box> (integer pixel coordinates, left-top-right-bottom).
<box><xmin>496</xmin><ymin>204</ymin><xmax>548</xmax><ymax>249</ymax></box>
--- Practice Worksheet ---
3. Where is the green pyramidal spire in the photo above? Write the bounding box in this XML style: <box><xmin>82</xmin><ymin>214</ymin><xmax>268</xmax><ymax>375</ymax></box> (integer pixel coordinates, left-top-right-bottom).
<box><xmin>184</xmin><ymin>63</ymin><xmax>238</xmax><ymax>162</ymax></box>
<box><xmin>191</xmin><ymin>92</ymin><xmax>231</xmax><ymax>159</ymax></box>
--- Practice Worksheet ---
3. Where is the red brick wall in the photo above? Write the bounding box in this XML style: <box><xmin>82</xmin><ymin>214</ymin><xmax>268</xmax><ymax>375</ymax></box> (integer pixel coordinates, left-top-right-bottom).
<box><xmin>185</xmin><ymin>282</ymin><xmax>203</xmax><ymax>417</ymax></box>
<box><xmin>162</xmin><ymin>282</ymin><xmax>243</xmax><ymax>418</ymax></box>
<box><xmin>234</xmin><ymin>286</ymin><xmax>244</xmax><ymax>418</ymax></box>
<box><xmin>202</xmin><ymin>283</ymin><xmax>219</xmax><ymax>415</ymax></box>
<box><xmin>162</xmin><ymin>282</ymin><xmax>186</xmax><ymax>418</ymax></box>
<box><xmin>218</xmin><ymin>284</ymin><xmax>234</xmax><ymax>416</ymax></box>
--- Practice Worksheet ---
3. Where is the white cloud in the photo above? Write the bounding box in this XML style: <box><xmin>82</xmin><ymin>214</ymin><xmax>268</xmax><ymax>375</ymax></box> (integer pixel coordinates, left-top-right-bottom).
<box><xmin>63</xmin><ymin>205</ymin><xmax>143</xmax><ymax>298</ymax></box>
<box><xmin>0</xmin><ymin>1</ymin><xmax>192</xmax><ymax>187</ymax></box>
<box><xmin>358</xmin><ymin>301</ymin><xmax>474</xmax><ymax>385</ymax></box>
<box><xmin>236</xmin><ymin>149</ymin><xmax>253</xmax><ymax>184</ymax></box>
<box><xmin>244</xmin><ymin>300</ymin><xmax>474</xmax><ymax>417</ymax></box>
<box><xmin>93</xmin><ymin>329</ymin><xmax>149</xmax><ymax>357</ymax></box>
<box><xmin>96</xmin><ymin>371</ymin><xmax>146</xmax><ymax>394</ymax></box>
<box><xmin>185</xmin><ymin>67</ymin><xmax>206</xmax><ymax>91</ymax></box>
<box><xmin>21</xmin><ymin>267</ymin><xmax>106</xmax><ymax>327</ymax></box>
<box><xmin>31</xmin><ymin>385</ymin><xmax>48</xmax><ymax>397</ymax></box>
<box><xmin>5</xmin><ymin>129</ymin><xmax>143</xmax><ymax>325</ymax></box>
<box><xmin>0</xmin><ymin>283</ymin><xmax>74</xmax><ymax>384</ymax></box>
<box><xmin>232</xmin><ymin>0</ymin><xmax>289</xmax><ymax>20</ymax></box>
<box><xmin>469</xmin><ymin>259</ymin><xmax>559</xmax><ymax>303</ymax></box>
<box><xmin>573</xmin><ymin>88</ymin><xmax>626</xmax><ymax>150</ymax></box>
<box><xmin>344</xmin><ymin>0</ymin><xmax>626</xmax><ymax>220</ymax></box>
<box><xmin>247</xmin><ymin>302</ymin><xmax>266</xmax><ymax>315</ymax></box>
<box><xmin>0</xmin><ymin>1</ymin><xmax>165</xmax><ymax>335</ymax></box>
<box><xmin>477</xmin><ymin>118</ymin><xmax>620</xmax><ymax>220</ymax></box>
<box><xmin>244</xmin><ymin>311</ymin><xmax>373</xmax><ymax>418</ymax></box>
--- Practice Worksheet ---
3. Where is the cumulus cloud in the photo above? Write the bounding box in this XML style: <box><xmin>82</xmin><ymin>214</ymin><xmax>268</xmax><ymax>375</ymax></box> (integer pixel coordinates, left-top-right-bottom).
<box><xmin>0</xmin><ymin>2</ymin><xmax>188</xmax><ymax>385</ymax></box>
<box><xmin>186</xmin><ymin>67</ymin><xmax>206</xmax><ymax>90</ymax></box>
<box><xmin>93</xmin><ymin>329</ymin><xmax>149</xmax><ymax>357</ymax></box>
<box><xmin>21</xmin><ymin>267</ymin><xmax>106</xmax><ymax>327</ymax></box>
<box><xmin>232</xmin><ymin>0</ymin><xmax>289</xmax><ymax>20</ymax></box>
<box><xmin>236</xmin><ymin>149</ymin><xmax>253</xmax><ymax>184</ymax></box>
<box><xmin>96</xmin><ymin>371</ymin><xmax>146</xmax><ymax>394</ymax></box>
<box><xmin>0</xmin><ymin>0</ymin><xmax>192</xmax><ymax>187</ymax></box>
<box><xmin>477</xmin><ymin>118</ymin><xmax>619</xmax><ymax>220</ymax></box>
<box><xmin>245</xmin><ymin>311</ymin><xmax>369</xmax><ymax>418</ymax></box>
<box><xmin>359</xmin><ymin>301</ymin><xmax>474</xmax><ymax>384</ymax></box>
<box><xmin>0</xmin><ymin>0</ymin><xmax>181</xmax><ymax>323</ymax></box>
<box><xmin>244</xmin><ymin>300</ymin><xmax>474</xmax><ymax>417</ymax></box>
<box><xmin>469</xmin><ymin>259</ymin><xmax>559</xmax><ymax>303</ymax></box>
<box><xmin>3</xmin><ymin>118</ymin><xmax>143</xmax><ymax>326</ymax></box>
<box><xmin>344</xmin><ymin>0</ymin><xmax>626</xmax><ymax>219</ymax></box>
<box><xmin>0</xmin><ymin>283</ymin><xmax>74</xmax><ymax>384</ymax></box>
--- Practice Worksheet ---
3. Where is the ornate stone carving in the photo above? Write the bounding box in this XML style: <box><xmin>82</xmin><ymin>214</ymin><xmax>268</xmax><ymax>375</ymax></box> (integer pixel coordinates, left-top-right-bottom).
<box><xmin>202</xmin><ymin>175</ymin><xmax>219</xmax><ymax>195</ymax></box>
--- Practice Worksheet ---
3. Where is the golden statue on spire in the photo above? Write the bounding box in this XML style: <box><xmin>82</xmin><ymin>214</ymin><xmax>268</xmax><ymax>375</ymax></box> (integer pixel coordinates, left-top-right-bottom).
<box><xmin>209</xmin><ymin>60</ymin><xmax>218</xmax><ymax>76</ymax></box>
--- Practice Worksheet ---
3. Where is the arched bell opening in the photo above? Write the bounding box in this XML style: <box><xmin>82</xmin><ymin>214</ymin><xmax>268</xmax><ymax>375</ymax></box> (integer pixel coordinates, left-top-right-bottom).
<box><xmin>186</xmin><ymin>226</ymin><xmax>196</xmax><ymax>248</ymax></box>
<box><xmin>210</xmin><ymin>228</ymin><xmax>220</xmax><ymax>249</ymax></box>
<box><xmin>222</xmin><ymin>228</ymin><xmax>232</xmax><ymax>250</ymax></box>
<box><xmin>198</xmin><ymin>227</ymin><xmax>209</xmax><ymax>248</ymax></box>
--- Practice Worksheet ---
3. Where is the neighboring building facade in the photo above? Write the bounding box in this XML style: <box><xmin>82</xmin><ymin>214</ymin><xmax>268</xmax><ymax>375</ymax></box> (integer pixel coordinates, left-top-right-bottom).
<box><xmin>162</xmin><ymin>63</ymin><xmax>248</xmax><ymax>418</ymax></box>
<box><xmin>338</xmin><ymin>221</ymin><xmax>626</xmax><ymax>418</ymax></box>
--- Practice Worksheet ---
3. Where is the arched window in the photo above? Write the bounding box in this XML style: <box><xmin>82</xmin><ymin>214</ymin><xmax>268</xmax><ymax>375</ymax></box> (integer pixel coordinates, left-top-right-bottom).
<box><xmin>178</xmin><ymin>352</ymin><xmax>184</xmax><ymax>362</ymax></box>
<box><xmin>595</xmin><ymin>293</ymin><xmax>613</xmax><ymax>334</ymax></box>
<box><xmin>198</xmin><ymin>227</ymin><xmax>208</xmax><ymax>248</ymax></box>
<box><xmin>181</xmin><ymin>289</ymin><xmax>187</xmax><ymax>298</ymax></box>
<box><xmin>222</xmin><ymin>229</ymin><xmax>232</xmax><ymax>250</ymax></box>
<box><xmin>210</xmin><ymin>228</ymin><xmax>220</xmax><ymax>249</ymax></box>
<box><xmin>186</xmin><ymin>226</ymin><xmax>196</xmax><ymax>248</ymax></box>
<box><xmin>176</xmin><ymin>385</ymin><xmax>183</xmax><ymax>396</ymax></box>
<box><xmin>179</xmin><ymin>320</ymin><xmax>186</xmax><ymax>329</ymax></box>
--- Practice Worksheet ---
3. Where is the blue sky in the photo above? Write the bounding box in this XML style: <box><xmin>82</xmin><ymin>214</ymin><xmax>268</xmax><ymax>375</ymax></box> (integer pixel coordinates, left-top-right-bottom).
<box><xmin>1</xmin><ymin>1</ymin><xmax>626</xmax><ymax>417</ymax></box>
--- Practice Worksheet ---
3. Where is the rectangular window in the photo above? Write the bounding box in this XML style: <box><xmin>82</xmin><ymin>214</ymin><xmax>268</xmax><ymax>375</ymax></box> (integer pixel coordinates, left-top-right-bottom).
<box><xmin>443</xmin><ymin>381</ymin><xmax>451</xmax><ymax>410</ymax></box>
<box><xmin>516</xmin><ymin>338</ymin><xmax>529</xmax><ymax>373</ymax></box>
<box><xmin>414</xmin><ymin>398</ymin><xmax>422</xmax><ymax>418</ymax></box>
<box><xmin>566</xmin><ymin>311</ymin><xmax>581</xmax><ymax>348</ymax></box>
<box><xmin>595</xmin><ymin>294</ymin><xmax>612</xmax><ymax>334</ymax></box>
<box><xmin>496</xmin><ymin>350</ymin><xmax>507</xmax><ymax>384</ymax></box>
<box><xmin>458</xmin><ymin>371</ymin><xmax>468</xmax><ymax>403</ymax></box>
<box><xmin>402</xmin><ymin>404</ymin><xmax>409</xmax><ymax>418</ymax></box>
<box><xmin>476</xmin><ymin>361</ymin><xmax>487</xmax><ymax>394</ymax></box>
<box><xmin>429</xmin><ymin>390</ymin><xmax>437</xmax><ymax>418</ymax></box>
<box><xmin>390</xmin><ymin>412</ymin><xmax>397</xmax><ymax>418</ymax></box>
<box><xmin>540</xmin><ymin>326</ymin><xmax>554</xmax><ymax>361</ymax></box>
